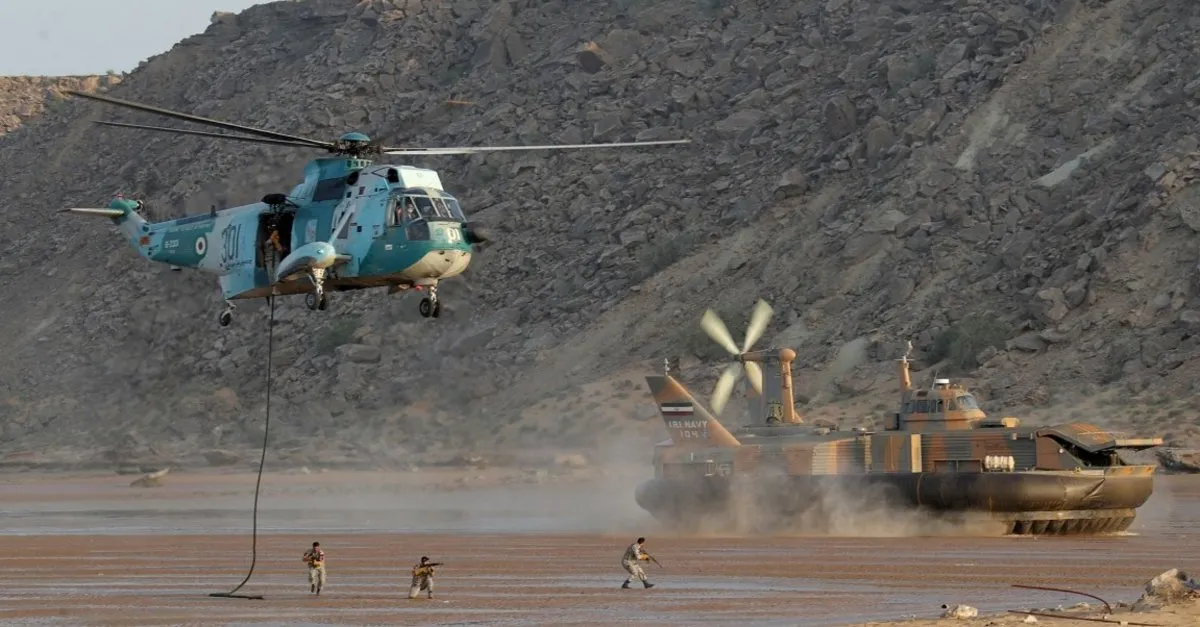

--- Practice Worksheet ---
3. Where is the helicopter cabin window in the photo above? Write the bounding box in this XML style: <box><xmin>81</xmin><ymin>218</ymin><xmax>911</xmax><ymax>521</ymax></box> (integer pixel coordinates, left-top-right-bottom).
<box><xmin>956</xmin><ymin>395</ymin><xmax>980</xmax><ymax>410</ymax></box>
<box><xmin>933</xmin><ymin>399</ymin><xmax>944</xmax><ymax>413</ymax></box>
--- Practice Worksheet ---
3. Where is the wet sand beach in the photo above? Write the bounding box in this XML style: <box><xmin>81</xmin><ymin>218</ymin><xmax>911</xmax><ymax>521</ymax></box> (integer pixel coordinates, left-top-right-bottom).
<box><xmin>1</xmin><ymin>469</ymin><xmax>1197</xmax><ymax>626</ymax></box>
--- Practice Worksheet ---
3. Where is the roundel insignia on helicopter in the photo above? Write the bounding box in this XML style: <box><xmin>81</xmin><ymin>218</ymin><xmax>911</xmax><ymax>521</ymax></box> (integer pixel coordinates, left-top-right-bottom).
<box><xmin>195</xmin><ymin>235</ymin><xmax>207</xmax><ymax>257</ymax></box>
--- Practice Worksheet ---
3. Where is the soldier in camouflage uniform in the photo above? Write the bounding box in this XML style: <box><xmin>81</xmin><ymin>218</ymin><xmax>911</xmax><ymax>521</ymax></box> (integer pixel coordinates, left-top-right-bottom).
<box><xmin>408</xmin><ymin>556</ymin><xmax>441</xmax><ymax>599</ymax></box>
<box><xmin>302</xmin><ymin>541</ymin><xmax>326</xmax><ymax>595</ymax></box>
<box><xmin>620</xmin><ymin>537</ymin><xmax>655</xmax><ymax>589</ymax></box>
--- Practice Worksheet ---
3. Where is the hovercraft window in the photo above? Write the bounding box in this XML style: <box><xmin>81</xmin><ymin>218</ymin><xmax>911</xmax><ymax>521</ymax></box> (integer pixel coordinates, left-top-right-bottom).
<box><xmin>956</xmin><ymin>395</ymin><xmax>980</xmax><ymax>410</ymax></box>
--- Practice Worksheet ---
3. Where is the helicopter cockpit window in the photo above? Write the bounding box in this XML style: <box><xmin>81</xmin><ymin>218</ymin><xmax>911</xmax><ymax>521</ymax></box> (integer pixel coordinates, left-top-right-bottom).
<box><xmin>407</xmin><ymin>195</ymin><xmax>429</xmax><ymax>216</ymax></box>
<box><xmin>387</xmin><ymin>197</ymin><xmax>400</xmax><ymax>227</ymax></box>
<box><xmin>442</xmin><ymin>197</ymin><xmax>465</xmax><ymax>220</ymax></box>
<box><xmin>956</xmin><ymin>395</ymin><xmax>980</xmax><ymax>410</ymax></box>
<box><xmin>402</xmin><ymin>197</ymin><xmax>420</xmax><ymax>222</ymax></box>
<box><xmin>392</xmin><ymin>191</ymin><xmax>463</xmax><ymax>222</ymax></box>
<box><xmin>430</xmin><ymin>197</ymin><xmax>456</xmax><ymax>219</ymax></box>
<box><xmin>387</xmin><ymin>196</ymin><xmax>421</xmax><ymax>227</ymax></box>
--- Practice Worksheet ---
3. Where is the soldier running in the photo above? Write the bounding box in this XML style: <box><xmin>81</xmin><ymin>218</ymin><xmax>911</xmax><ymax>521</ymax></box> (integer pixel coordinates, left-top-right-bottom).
<box><xmin>303</xmin><ymin>541</ymin><xmax>326</xmax><ymax>595</ymax></box>
<box><xmin>408</xmin><ymin>556</ymin><xmax>442</xmax><ymax>599</ymax></box>
<box><xmin>620</xmin><ymin>537</ymin><xmax>656</xmax><ymax>589</ymax></box>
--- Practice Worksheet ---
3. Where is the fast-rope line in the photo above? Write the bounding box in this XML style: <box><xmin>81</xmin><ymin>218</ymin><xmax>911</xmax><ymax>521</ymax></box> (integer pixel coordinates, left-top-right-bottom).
<box><xmin>209</xmin><ymin>295</ymin><xmax>275</xmax><ymax>600</ymax></box>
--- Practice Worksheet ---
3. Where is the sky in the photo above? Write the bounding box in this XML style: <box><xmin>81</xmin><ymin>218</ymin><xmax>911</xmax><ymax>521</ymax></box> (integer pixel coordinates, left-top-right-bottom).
<box><xmin>0</xmin><ymin>0</ymin><xmax>271</xmax><ymax>76</ymax></box>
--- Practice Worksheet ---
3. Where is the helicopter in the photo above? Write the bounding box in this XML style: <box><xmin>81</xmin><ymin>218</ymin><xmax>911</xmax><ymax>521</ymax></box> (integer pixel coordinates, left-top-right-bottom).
<box><xmin>59</xmin><ymin>90</ymin><xmax>690</xmax><ymax>326</ymax></box>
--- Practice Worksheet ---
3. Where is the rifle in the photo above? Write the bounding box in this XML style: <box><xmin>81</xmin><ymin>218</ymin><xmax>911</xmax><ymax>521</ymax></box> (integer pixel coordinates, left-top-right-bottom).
<box><xmin>646</xmin><ymin>554</ymin><xmax>662</xmax><ymax>568</ymax></box>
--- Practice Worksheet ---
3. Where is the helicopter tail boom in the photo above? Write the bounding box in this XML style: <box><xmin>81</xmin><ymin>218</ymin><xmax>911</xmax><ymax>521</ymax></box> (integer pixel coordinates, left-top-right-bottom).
<box><xmin>63</xmin><ymin>207</ymin><xmax>128</xmax><ymax>218</ymax></box>
<box><xmin>60</xmin><ymin>198</ymin><xmax>152</xmax><ymax>258</ymax></box>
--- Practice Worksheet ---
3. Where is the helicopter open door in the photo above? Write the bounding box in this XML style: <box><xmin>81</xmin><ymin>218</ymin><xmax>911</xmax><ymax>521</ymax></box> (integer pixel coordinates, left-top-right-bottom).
<box><xmin>256</xmin><ymin>212</ymin><xmax>295</xmax><ymax>277</ymax></box>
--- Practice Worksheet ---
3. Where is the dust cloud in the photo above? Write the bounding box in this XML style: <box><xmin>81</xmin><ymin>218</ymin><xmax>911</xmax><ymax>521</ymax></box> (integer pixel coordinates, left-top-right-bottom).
<box><xmin>662</xmin><ymin>471</ymin><xmax>1009</xmax><ymax>539</ymax></box>
<box><xmin>311</xmin><ymin>426</ymin><xmax>662</xmax><ymax>536</ymax></box>
<box><xmin>808</xmin><ymin>337</ymin><xmax>871</xmax><ymax>392</ymax></box>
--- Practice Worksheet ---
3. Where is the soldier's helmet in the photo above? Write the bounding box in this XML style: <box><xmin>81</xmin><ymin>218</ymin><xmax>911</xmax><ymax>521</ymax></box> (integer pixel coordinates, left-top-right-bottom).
<box><xmin>420</xmin><ymin>556</ymin><xmax>430</xmax><ymax>563</ymax></box>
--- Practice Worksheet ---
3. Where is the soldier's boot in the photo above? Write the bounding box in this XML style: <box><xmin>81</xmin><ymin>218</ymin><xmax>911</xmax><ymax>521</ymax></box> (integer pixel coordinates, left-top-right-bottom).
<box><xmin>311</xmin><ymin>584</ymin><xmax>316</xmax><ymax>594</ymax></box>
<box><xmin>621</xmin><ymin>580</ymin><xmax>631</xmax><ymax>589</ymax></box>
<box><xmin>316</xmin><ymin>584</ymin><xmax>322</xmax><ymax>596</ymax></box>
<box><xmin>643</xmin><ymin>581</ymin><xmax>655</xmax><ymax>589</ymax></box>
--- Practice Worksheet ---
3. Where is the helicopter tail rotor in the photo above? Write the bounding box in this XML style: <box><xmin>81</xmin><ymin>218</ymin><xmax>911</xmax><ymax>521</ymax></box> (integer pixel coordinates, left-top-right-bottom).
<box><xmin>700</xmin><ymin>299</ymin><xmax>775</xmax><ymax>415</ymax></box>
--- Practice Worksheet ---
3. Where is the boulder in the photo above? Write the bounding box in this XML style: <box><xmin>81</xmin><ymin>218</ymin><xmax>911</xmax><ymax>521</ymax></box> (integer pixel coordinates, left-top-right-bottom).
<box><xmin>130</xmin><ymin>467</ymin><xmax>170</xmax><ymax>488</ymax></box>
<box><xmin>940</xmin><ymin>604</ymin><xmax>978</xmax><ymax>619</ymax></box>
<box><xmin>1132</xmin><ymin>568</ymin><xmax>1200</xmax><ymax>610</ymax></box>
<box><xmin>1155</xmin><ymin>448</ymin><xmax>1200</xmax><ymax>473</ymax></box>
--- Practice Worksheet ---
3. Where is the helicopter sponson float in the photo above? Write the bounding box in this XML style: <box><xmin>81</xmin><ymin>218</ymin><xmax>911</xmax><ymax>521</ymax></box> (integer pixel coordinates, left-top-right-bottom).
<box><xmin>60</xmin><ymin>90</ymin><xmax>690</xmax><ymax>326</ymax></box>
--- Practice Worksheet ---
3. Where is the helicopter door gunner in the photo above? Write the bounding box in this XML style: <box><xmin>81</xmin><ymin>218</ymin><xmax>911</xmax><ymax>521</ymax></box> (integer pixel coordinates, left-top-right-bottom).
<box><xmin>268</xmin><ymin>227</ymin><xmax>283</xmax><ymax>254</ymax></box>
<box><xmin>263</xmin><ymin>219</ymin><xmax>285</xmax><ymax>274</ymax></box>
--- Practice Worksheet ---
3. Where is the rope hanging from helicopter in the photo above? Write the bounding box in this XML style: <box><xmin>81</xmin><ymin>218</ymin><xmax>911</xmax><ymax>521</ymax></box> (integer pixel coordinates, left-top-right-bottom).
<box><xmin>209</xmin><ymin>295</ymin><xmax>276</xmax><ymax>600</ymax></box>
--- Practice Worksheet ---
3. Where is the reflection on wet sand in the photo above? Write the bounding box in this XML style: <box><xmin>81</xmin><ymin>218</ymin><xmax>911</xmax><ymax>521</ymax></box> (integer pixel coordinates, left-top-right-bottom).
<box><xmin>0</xmin><ymin>471</ymin><xmax>1197</xmax><ymax>626</ymax></box>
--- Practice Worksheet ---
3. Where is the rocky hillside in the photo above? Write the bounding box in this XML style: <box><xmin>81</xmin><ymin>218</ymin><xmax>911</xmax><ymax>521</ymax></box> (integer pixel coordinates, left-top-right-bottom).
<box><xmin>2</xmin><ymin>0</ymin><xmax>1199</xmax><ymax>470</ymax></box>
<box><xmin>0</xmin><ymin>75</ymin><xmax>118</xmax><ymax>136</ymax></box>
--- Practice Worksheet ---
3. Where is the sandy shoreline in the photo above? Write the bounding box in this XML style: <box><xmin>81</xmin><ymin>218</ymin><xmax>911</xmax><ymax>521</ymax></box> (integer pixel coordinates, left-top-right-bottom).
<box><xmin>2</xmin><ymin>531</ymin><xmax>1197</xmax><ymax>627</ymax></box>
<box><xmin>0</xmin><ymin>469</ymin><xmax>1197</xmax><ymax>626</ymax></box>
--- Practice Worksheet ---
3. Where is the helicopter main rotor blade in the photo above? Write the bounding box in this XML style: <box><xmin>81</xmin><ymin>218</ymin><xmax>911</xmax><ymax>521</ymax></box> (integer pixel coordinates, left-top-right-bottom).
<box><xmin>382</xmin><ymin>139</ymin><xmax>690</xmax><ymax>155</ymax></box>
<box><xmin>741</xmin><ymin>299</ymin><xmax>774</xmax><ymax>353</ymax></box>
<box><xmin>66</xmin><ymin>90</ymin><xmax>332</xmax><ymax>149</ymax></box>
<box><xmin>710</xmin><ymin>364</ymin><xmax>740</xmax><ymax>416</ymax></box>
<box><xmin>700</xmin><ymin>309</ymin><xmax>740</xmax><ymax>356</ymax></box>
<box><xmin>94</xmin><ymin>121</ymin><xmax>326</xmax><ymax>149</ymax></box>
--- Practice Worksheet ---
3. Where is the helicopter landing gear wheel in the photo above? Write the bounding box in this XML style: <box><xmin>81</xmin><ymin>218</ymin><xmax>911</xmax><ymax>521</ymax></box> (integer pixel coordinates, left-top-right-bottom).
<box><xmin>306</xmin><ymin>287</ymin><xmax>326</xmax><ymax>311</ymax></box>
<box><xmin>218</xmin><ymin>301</ymin><xmax>235</xmax><ymax>327</ymax></box>
<box><xmin>305</xmin><ymin>267</ymin><xmax>329</xmax><ymax>311</ymax></box>
<box><xmin>304</xmin><ymin>268</ymin><xmax>328</xmax><ymax>311</ymax></box>
<box><xmin>419</xmin><ymin>285</ymin><xmax>441</xmax><ymax>318</ymax></box>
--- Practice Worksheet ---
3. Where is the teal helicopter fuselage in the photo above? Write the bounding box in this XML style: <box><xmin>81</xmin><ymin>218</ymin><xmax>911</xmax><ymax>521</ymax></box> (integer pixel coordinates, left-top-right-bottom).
<box><xmin>85</xmin><ymin>156</ymin><xmax>480</xmax><ymax>311</ymax></box>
